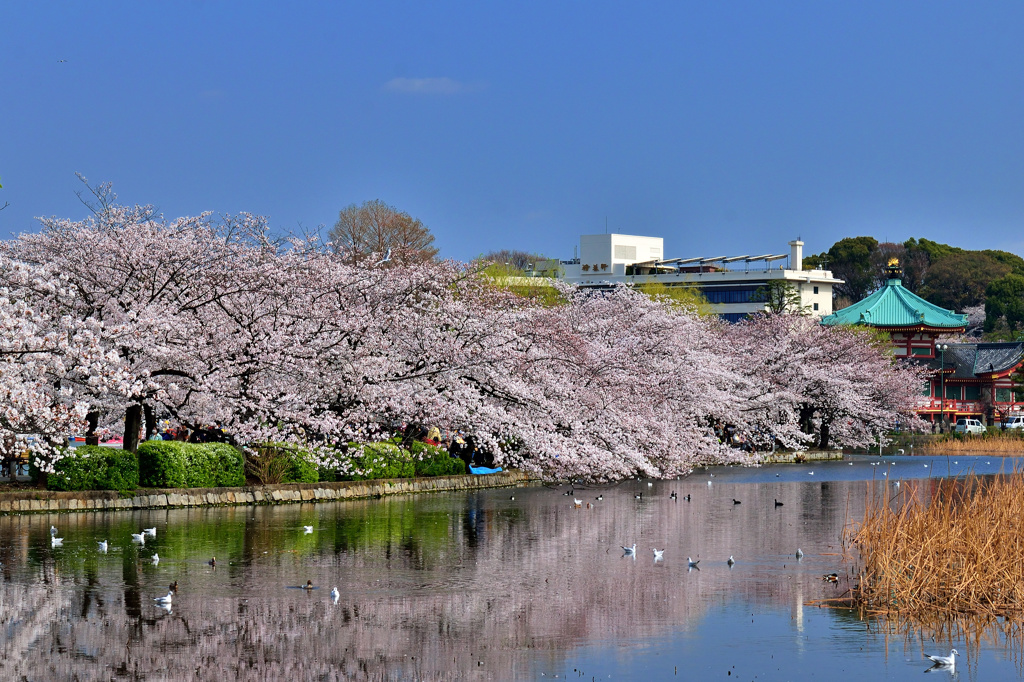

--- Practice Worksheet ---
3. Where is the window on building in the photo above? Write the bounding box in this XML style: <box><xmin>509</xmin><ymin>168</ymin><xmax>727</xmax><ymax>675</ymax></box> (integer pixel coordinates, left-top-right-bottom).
<box><xmin>921</xmin><ymin>382</ymin><xmax>932</xmax><ymax>397</ymax></box>
<box><xmin>813</xmin><ymin>302</ymin><xmax>819</xmax><ymax>311</ymax></box>
<box><xmin>964</xmin><ymin>385</ymin><xmax>980</xmax><ymax>401</ymax></box>
<box><xmin>996</xmin><ymin>387</ymin><xmax>1012</xmax><ymax>402</ymax></box>
<box><xmin>912</xmin><ymin>347</ymin><xmax>932</xmax><ymax>356</ymax></box>
<box><xmin>945</xmin><ymin>385</ymin><xmax>960</xmax><ymax>400</ymax></box>
<box><xmin>613</xmin><ymin>245</ymin><xmax>637</xmax><ymax>260</ymax></box>
<box><xmin>701</xmin><ymin>286</ymin><xmax>764</xmax><ymax>304</ymax></box>
<box><xmin>813</xmin><ymin>286</ymin><xmax>819</xmax><ymax>295</ymax></box>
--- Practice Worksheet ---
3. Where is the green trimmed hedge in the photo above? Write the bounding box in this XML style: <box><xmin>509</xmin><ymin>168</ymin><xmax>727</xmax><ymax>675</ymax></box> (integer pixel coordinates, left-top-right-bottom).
<box><xmin>409</xmin><ymin>441</ymin><xmax>466</xmax><ymax>477</ymax></box>
<box><xmin>48</xmin><ymin>445</ymin><xmax>139</xmax><ymax>492</ymax></box>
<box><xmin>137</xmin><ymin>441</ymin><xmax>246</xmax><ymax>488</ymax></box>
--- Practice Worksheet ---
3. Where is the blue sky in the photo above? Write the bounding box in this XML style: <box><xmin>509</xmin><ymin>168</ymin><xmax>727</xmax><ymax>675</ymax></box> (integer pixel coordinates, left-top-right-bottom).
<box><xmin>2</xmin><ymin>2</ymin><xmax>1022</xmax><ymax>262</ymax></box>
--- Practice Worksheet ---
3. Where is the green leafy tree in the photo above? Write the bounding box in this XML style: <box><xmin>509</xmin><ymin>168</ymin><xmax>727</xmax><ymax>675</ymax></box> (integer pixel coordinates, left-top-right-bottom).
<box><xmin>985</xmin><ymin>274</ymin><xmax>1024</xmax><ymax>334</ymax></box>
<box><xmin>904</xmin><ymin>237</ymin><xmax>962</xmax><ymax>265</ymax></box>
<box><xmin>635</xmin><ymin>281</ymin><xmax>711</xmax><ymax>315</ymax></box>
<box><xmin>980</xmin><ymin>250</ymin><xmax>1024</xmax><ymax>277</ymax></box>
<box><xmin>755</xmin><ymin>280</ymin><xmax>808</xmax><ymax>315</ymax></box>
<box><xmin>919</xmin><ymin>252</ymin><xmax>1010</xmax><ymax>311</ymax></box>
<box><xmin>824</xmin><ymin>236</ymin><xmax>878</xmax><ymax>302</ymax></box>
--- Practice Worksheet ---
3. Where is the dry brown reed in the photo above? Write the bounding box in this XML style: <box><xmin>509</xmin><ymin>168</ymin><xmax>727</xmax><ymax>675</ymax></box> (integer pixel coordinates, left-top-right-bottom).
<box><xmin>918</xmin><ymin>433</ymin><xmax>1024</xmax><ymax>455</ymax></box>
<box><xmin>849</xmin><ymin>472</ymin><xmax>1024</xmax><ymax>620</ymax></box>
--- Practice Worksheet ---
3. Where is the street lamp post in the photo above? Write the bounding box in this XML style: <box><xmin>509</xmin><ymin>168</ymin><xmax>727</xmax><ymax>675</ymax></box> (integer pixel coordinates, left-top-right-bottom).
<box><xmin>938</xmin><ymin>343</ymin><xmax>949</xmax><ymax>433</ymax></box>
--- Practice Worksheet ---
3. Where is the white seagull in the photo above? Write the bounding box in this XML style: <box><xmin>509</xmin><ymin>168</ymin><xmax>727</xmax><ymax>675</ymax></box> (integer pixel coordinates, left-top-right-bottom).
<box><xmin>621</xmin><ymin>544</ymin><xmax>636</xmax><ymax>555</ymax></box>
<box><xmin>796</xmin><ymin>548</ymin><xmax>804</xmax><ymax>559</ymax></box>
<box><xmin>727</xmin><ymin>555</ymin><xmax>735</xmax><ymax>566</ymax></box>
<box><xmin>153</xmin><ymin>591</ymin><xmax>173</xmax><ymax>606</ymax></box>
<box><xmin>97</xmin><ymin>540</ymin><xmax>108</xmax><ymax>553</ymax></box>
<box><xmin>652</xmin><ymin>548</ymin><xmax>664</xmax><ymax>560</ymax></box>
<box><xmin>688</xmin><ymin>557</ymin><xmax>700</xmax><ymax>568</ymax></box>
<box><xmin>924</xmin><ymin>648</ymin><xmax>957</xmax><ymax>668</ymax></box>
<box><xmin>330</xmin><ymin>587</ymin><xmax>340</xmax><ymax>603</ymax></box>
<box><xmin>131</xmin><ymin>533</ymin><xmax>146</xmax><ymax>544</ymax></box>
<box><xmin>303</xmin><ymin>526</ymin><xmax>313</xmax><ymax>534</ymax></box>
<box><xmin>51</xmin><ymin>536</ymin><xmax>63</xmax><ymax>547</ymax></box>
<box><xmin>50</xmin><ymin>525</ymin><xmax>58</xmax><ymax>536</ymax></box>
<box><xmin>152</xmin><ymin>554</ymin><xmax>160</xmax><ymax>565</ymax></box>
<box><xmin>144</xmin><ymin>527</ymin><xmax>157</xmax><ymax>537</ymax></box>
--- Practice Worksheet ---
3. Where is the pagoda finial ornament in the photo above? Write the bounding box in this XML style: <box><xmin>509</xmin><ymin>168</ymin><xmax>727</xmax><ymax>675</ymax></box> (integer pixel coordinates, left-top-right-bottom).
<box><xmin>885</xmin><ymin>257</ymin><xmax>903</xmax><ymax>280</ymax></box>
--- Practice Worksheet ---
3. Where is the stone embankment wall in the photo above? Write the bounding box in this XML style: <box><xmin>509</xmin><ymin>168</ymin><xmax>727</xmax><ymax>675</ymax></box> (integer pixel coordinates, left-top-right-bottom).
<box><xmin>761</xmin><ymin>450</ymin><xmax>844</xmax><ymax>464</ymax></box>
<box><xmin>0</xmin><ymin>471</ymin><xmax>534</xmax><ymax>515</ymax></box>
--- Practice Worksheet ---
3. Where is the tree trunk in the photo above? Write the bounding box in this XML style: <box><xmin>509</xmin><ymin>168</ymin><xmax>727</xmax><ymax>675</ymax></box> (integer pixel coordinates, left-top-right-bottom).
<box><xmin>85</xmin><ymin>411</ymin><xmax>100</xmax><ymax>446</ymax></box>
<box><xmin>798</xmin><ymin>406</ymin><xmax>816</xmax><ymax>435</ymax></box>
<box><xmin>124</xmin><ymin>404</ymin><xmax>142</xmax><ymax>454</ymax></box>
<box><xmin>144</xmin><ymin>403</ymin><xmax>157</xmax><ymax>440</ymax></box>
<box><xmin>818</xmin><ymin>420</ymin><xmax>831</xmax><ymax>451</ymax></box>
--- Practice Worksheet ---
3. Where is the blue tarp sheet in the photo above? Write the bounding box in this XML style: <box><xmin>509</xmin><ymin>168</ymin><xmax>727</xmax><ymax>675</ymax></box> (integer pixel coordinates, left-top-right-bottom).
<box><xmin>469</xmin><ymin>466</ymin><xmax>503</xmax><ymax>475</ymax></box>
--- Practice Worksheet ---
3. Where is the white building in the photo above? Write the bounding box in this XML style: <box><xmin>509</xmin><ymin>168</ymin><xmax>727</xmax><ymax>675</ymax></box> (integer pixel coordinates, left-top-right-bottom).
<box><xmin>531</xmin><ymin>234</ymin><xmax>842</xmax><ymax>320</ymax></box>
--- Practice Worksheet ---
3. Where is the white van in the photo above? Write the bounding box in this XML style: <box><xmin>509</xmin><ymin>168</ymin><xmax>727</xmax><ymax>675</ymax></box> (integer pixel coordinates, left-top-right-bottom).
<box><xmin>954</xmin><ymin>418</ymin><xmax>985</xmax><ymax>435</ymax></box>
<box><xmin>1003</xmin><ymin>415</ymin><xmax>1024</xmax><ymax>430</ymax></box>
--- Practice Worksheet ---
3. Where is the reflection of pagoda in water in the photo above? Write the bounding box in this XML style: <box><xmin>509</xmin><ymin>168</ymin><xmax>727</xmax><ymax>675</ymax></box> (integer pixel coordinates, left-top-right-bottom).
<box><xmin>822</xmin><ymin>259</ymin><xmax>1024</xmax><ymax>427</ymax></box>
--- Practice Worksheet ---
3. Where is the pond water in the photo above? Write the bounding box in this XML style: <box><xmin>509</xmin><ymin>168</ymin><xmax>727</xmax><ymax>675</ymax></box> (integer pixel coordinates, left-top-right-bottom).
<box><xmin>3</xmin><ymin>454</ymin><xmax>1024</xmax><ymax>681</ymax></box>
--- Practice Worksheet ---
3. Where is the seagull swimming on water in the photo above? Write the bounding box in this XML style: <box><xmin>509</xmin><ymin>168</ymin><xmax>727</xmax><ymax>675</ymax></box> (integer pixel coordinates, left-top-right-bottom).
<box><xmin>50</xmin><ymin>536</ymin><xmax>63</xmax><ymax>547</ymax></box>
<box><xmin>727</xmin><ymin>555</ymin><xmax>735</xmax><ymax>566</ymax></box>
<box><xmin>154</xmin><ymin>591</ymin><xmax>173</xmax><ymax>606</ymax></box>
<box><xmin>97</xmin><ymin>540</ymin><xmax>108</xmax><ymax>553</ymax></box>
<box><xmin>796</xmin><ymin>548</ymin><xmax>804</xmax><ymax>559</ymax></box>
<box><xmin>131</xmin><ymin>533</ymin><xmax>145</xmax><ymax>544</ymax></box>
<box><xmin>621</xmin><ymin>544</ymin><xmax>636</xmax><ymax>555</ymax></box>
<box><xmin>652</xmin><ymin>548</ymin><xmax>664</xmax><ymax>560</ymax></box>
<box><xmin>144</xmin><ymin>527</ymin><xmax>156</xmax><ymax>537</ymax></box>
<box><xmin>924</xmin><ymin>648</ymin><xmax>958</xmax><ymax>668</ymax></box>
<box><xmin>152</xmin><ymin>553</ymin><xmax>160</xmax><ymax>565</ymax></box>
<box><xmin>688</xmin><ymin>557</ymin><xmax>700</xmax><ymax>568</ymax></box>
<box><xmin>50</xmin><ymin>525</ymin><xmax>58</xmax><ymax>536</ymax></box>
<box><xmin>303</xmin><ymin>525</ymin><xmax>313</xmax><ymax>534</ymax></box>
<box><xmin>330</xmin><ymin>587</ymin><xmax>340</xmax><ymax>603</ymax></box>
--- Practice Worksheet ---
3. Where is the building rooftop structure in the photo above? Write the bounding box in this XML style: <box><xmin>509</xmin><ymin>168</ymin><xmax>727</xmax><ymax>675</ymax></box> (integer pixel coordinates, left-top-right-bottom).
<box><xmin>926</xmin><ymin>343</ymin><xmax>1024</xmax><ymax>379</ymax></box>
<box><xmin>530</xmin><ymin>233</ymin><xmax>842</xmax><ymax>320</ymax></box>
<box><xmin>820</xmin><ymin>263</ymin><xmax>967</xmax><ymax>331</ymax></box>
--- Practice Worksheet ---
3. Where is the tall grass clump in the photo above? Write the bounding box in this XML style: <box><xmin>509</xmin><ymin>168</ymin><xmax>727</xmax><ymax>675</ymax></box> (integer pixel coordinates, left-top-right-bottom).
<box><xmin>850</xmin><ymin>473</ymin><xmax>1024</xmax><ymax>619</ymax></box>
<box><xmin>918</xmin><ymin>431</ymin><xmax>1024</xmax><ymax>455</ymax></box>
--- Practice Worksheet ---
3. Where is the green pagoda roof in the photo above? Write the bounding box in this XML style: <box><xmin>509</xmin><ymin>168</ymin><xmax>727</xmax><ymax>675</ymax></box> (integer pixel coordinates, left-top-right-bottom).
<box><xmin>820</xmin><ymin>278</ymin><xmax>968</xmax><ymax>329</ymax></box>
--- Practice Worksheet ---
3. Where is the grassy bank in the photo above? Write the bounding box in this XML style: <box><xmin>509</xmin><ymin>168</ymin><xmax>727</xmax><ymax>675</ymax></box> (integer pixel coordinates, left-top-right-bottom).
<box><xmin>849</xmin><ymin>473</ymin><xmax>1024</xmax><ymax>619</ymax></box>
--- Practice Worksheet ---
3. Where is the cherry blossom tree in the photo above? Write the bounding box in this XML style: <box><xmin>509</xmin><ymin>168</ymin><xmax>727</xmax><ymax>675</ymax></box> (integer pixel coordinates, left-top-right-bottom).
<box><xmin>0</xmin><ymin>255</ymin><xmax>133</xmax><ymax>472</ymax></box>
<box><xmin>0</xmin><ymin>186</ymin><xmax>928</xmax><ymax>480</ymax></box>
<box><xmin>725</xmin><ymin>314</ymin><xmax>926</xmax><ymax>450</ymax></box>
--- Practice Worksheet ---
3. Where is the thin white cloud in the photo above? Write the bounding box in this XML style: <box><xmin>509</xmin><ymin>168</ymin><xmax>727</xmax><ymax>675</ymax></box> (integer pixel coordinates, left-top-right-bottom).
<box><xmin>383</xmin><ymin>77</ymin><xmax>482</xmax><ymax>95</ymax></box>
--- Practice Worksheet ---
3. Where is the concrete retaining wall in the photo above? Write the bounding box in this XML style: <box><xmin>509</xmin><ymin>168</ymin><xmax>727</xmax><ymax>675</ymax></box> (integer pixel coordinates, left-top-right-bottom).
<box><xmin>0</xmin><ymin>471</ymin><xmax>535</xmax><ymax>515</ymax></box>
<box><xmin>761</xmin><ymin>450</ymin><xmax>845</xmax><ymax>464</ymax></box>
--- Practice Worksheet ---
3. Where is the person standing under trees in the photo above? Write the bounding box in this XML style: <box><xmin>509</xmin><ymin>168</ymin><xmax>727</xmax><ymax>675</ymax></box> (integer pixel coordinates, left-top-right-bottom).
<box><xmin>328</xmin><ymin>200</ymin><xmax>438</xmax><ymax>266</ymax></box>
